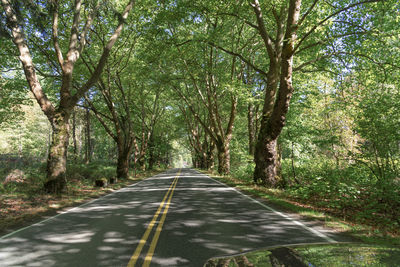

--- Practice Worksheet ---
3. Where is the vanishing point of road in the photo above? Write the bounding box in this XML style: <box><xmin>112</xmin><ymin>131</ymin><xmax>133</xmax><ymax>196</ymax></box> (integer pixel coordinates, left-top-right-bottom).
<box><xmin>0</xmin><ymin>169</ymin><xmax>351</xmax><ymax>266</ymax></box>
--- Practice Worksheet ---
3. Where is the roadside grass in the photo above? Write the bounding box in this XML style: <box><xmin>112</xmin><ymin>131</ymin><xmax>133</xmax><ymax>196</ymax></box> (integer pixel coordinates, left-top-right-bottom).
<box><xmin>0</xmin><ymin>162</ymin><xmax>166</xmax><ymax>237</ymax></box>
<box><xmin>198</xmin><ymin>169</ymin><xmax>400</xmax><ymax>247</ymax></box>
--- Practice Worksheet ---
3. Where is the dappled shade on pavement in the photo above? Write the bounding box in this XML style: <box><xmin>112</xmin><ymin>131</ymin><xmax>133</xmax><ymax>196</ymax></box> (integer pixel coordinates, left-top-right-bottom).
<box><xmin>0</xmin><ymin>169</ymin><xmax>351</xmax><ymax>266</ymax></box>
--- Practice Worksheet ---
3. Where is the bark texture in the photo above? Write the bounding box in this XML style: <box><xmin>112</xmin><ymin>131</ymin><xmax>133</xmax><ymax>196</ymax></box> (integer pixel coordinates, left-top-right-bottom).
<box><xmin>217</xmin><ymin>142</ymin><xmax>231</xmax><ymax>175</ymax></box>
<box><xmin>251</xmin><ymin>0</ymin><xmax>301</xmax><ymax>186</ymax></box>
<box><xmin>247</xmin><ymin>103</ymin><xmax>256</xmax><ymax>156</ymax></box>
<box><xmin>45</xmin><ymin>112</ymin><xmax>71</xmax><ymax>193</ymax></box>
<box><xmin>84</xmin><ymin>106</ymin><xmax>92</xmax><ymax>164</ymax></box>
<box><xmin>116</xmin><ymin>143</ymin><xmax>132</xmax><ymax>179</ymax></box>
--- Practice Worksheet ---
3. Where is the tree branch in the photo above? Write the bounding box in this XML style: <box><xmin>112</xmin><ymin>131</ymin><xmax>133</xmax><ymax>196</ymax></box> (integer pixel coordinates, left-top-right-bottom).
<box><xmin>1</xmin><ymin>0</ymin><xmax>56</xmax><ymax>120</ymax></box>
<box><xmin>69</xmin><ymin>0</ymin><xmax>135</xmax><ymax>106</ymax></box>
<box><xmin>295</xmin><ymin>31</ymin><xmax>369</xmax><ymax>55</ymax></box>
<box><xmin>298</xmin><ymin>0</ymin><xmax>319</xmax><ymax>26</ymax></box>
<box><xmin>250</xmin><ymin>0</ymin><xmax>275</xmax><ymax>58</ymax></box>
<box><xmin>51</xmin><ymin>0</ymin><xmax>64</xmax><ymax>67</ymax></box>
<box><xmin>77</xmin><ymin>1</ymin><xmax>100</xmax><ymax>56</ymax></box>
<box><xmin>216</xmin><ymin>12</ymin><xmax>259</xmax><ymax>30</ymax></box>
<box><xmin>84</xmin><ymin>96</ymin><xmax>117</xmax><ymax>141</ymax></box>
<box><xmin>208</xmin><ymin>41</ymin><xmax>268</xmax><ymax>78</ymax></box>
<box><xmin>294</xmin><ymin>53</ymin><xmax>336</xmax><ymax>71</ymax></box>
<box><xmin>171</xmin><ymin>83</ymin><xmax>218</xmax><ymax>144</ymax></box>
<box><xmin>294</xmin><ymin>0</ymin><xmax>381</xmax><ymax>53</ymax></box>
<box><xmin>67</xmin><ymin>0</ymin><xmax>83</xmax><ymax>63</ymax></box>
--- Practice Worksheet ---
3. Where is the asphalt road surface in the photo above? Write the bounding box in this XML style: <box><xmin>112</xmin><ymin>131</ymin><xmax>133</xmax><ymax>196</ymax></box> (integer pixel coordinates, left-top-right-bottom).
<box><xmin>0</xmin><ymin>168</ymin><xmax>351</xmax><ymax>266</ymax></box>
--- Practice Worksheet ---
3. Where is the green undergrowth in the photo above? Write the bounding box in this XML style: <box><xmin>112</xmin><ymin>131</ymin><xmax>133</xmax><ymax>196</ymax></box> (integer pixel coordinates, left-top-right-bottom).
<box><xmin>198</xmin><ymin>169</ymin><xmax>400</xmax><ymax>247</ymax></box>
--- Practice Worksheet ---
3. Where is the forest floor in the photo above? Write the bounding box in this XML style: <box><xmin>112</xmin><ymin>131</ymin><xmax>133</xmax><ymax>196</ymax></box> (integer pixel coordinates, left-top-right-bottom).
<box><xmin>0</xmin><ymin>167</ymin><xmax>166</xmax><ymax>237</ymax></box>
<box><xmin>200</xmin><ymin>170</ymin><xmax>400</xmax><ymax>247</ymax></box>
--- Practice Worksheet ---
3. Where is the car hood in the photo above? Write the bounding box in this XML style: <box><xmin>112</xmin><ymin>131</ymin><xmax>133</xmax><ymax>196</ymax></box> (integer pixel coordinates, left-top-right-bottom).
<box><xmin>203</xmin><ymin>242</ymin><xmax>400</xmax><ymax>267</ymax></box>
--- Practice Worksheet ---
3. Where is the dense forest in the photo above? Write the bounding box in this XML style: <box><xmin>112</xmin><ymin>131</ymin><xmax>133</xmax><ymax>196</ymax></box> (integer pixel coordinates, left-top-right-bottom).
<box><xmin>1</xmin><ymin>0</ymin><xmax>399</xmax><ymax>235</ymax></box>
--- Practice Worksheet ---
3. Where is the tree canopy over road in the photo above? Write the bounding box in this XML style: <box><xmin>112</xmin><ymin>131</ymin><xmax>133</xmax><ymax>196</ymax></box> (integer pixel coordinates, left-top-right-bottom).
<box><xmin>1</xmin><ymin>0</ymin><xmax>399</xmax><ymax>236</ymax></box>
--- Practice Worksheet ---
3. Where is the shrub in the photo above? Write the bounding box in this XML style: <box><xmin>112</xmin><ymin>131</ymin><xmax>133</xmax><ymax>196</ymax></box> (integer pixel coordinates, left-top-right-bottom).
<box><xmin>95</xmin><ymin>177</ymin><xmax>108</xmax><ymax>187</ymax></box>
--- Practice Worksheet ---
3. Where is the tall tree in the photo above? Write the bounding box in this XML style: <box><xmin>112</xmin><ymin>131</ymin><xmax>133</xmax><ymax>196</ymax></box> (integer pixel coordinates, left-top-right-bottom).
<box><xmin>249</xmin><ymin>0</ymin><xmax>382</xmax><ymax>186</ymax></box>
<box><xmin>1</xmin><ymin>0</ymin><xmax>135</xmax><ymax>192</ymax></box>
<box><xmin>248</xmin><ymin>0</ymin><xmax>302</xmax><ymax>186</ymax></box>
<box><xmin>204</xmin><ymin>0</ymin><xmax>380</xmax><ymax>186</ymax></box>
<box><xmin>81</xmin><ymin>30</ymin><xmax>137</xmax><ymax>178</ymax></box>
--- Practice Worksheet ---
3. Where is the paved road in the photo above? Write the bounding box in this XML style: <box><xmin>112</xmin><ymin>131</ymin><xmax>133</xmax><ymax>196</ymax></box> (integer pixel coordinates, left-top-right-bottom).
<box><xmin>0</xmin><ymin>169</ymin><xmax>351</xmax><ymax>266</ymax></box>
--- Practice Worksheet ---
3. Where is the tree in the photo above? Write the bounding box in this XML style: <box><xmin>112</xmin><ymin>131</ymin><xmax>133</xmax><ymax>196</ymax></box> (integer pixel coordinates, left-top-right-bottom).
<box><xmin>171</xmin><ymin>43</ymin><xmax>238</xmax><ymax>174</ymax></box>
<box><xmin>178</xmin><ymin>103</ymin><xmax>215</xmax><ymax>169</ymax></box>
<box><xmin>1</xmin><ymin>0</ymin><xmax>135</xmax><ymax>192</ymax></box>
<box><xmin>248</xmin><ymin>0</ymin><xmax>301</xmax><ymax>186</ymax></box>
<box><xmin>201</xmin><ymin>0</ymin><xmax>381</xmax><ymax>186</ymax></box>
<box><xmin>82</xmin><ymin>31</ymin><xmax>137</xmax><ymax>178</ymax></box>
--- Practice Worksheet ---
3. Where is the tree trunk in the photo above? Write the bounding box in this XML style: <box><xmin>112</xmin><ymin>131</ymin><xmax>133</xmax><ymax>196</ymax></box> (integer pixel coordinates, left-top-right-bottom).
<box><xmin>72</xmin><ymin>109</ymin><xmax>77</xmax><ymax>161</ymax></box>
<box><xmin>116</xmin><ymin>147</ymin><xmax>130</xmax><ymax>179</ymax></box>
<box><xmin>206</xmin><ymin>141</ymin><xmax>215</xmax><ymax>170</ymax></box>
<box><xmin>191</xmin><ymin>157</ymin><xmax>196</xmax><ymax>168</ymax></box>
<box><xmin>217</xmin><ymin>142</ymin><xmax>230</xmax><ymax>174</ymax></box>
<box><xmin>44</xmin><ymin>112</ymin><xmax>71</xmax><ymax>193</ymax></box>
<box><xmin>139</xmin><ymin>156</ymin><xmax>146</xmax><ymax>171</ymax></box>
<box><xmin>291</xmin><ymin>140</ymin><xmax>298</xmax><ymax>184</ymax></box>
<box><xmin>193</xmin><ymin>154</ymin><xmax>199</xmax><ymax>168</ymax></box>
<box><xmin>201</xmin><ymin>136</ymin><xmax>212</xmax><ymax>169</ymax></box>
<box><xmin>254</xmin><ymin>136</ymin><xmax>280</xmax><ymax>186</ymax></box>
<box><xmin>85</xmin><ymin>107</ymin><xmax>92</xmax><ymax>164</ymax></box>
<box><xmin>164</xmin><ymin>151</ymin><xmax>169</xmax><ymax>166</ymax></box>
<box><xmin>148</xmin><ymin>135</ymin><xmax>155</xmax><ymax>170</ymax></box>
<box><xmin>199</xmin><ymin>153</ymin><xmax>207</xmax><ymax>169</ymax></box>
<box><xmin>248</xmin><ymin>103</ymin><xmax>256</xmax><ymax>156</ymax></box>
<box><xmin>207</xmin><ymin>152</ymin><xmax>214</xmax><ymax>170</ymax></box>
<box><xmin>252</xmin><ymin>59</ymin><xmax>280</xmax><ymax>186</ymax></box>
<box><xmin>148</xmin><ymin>151</ymin><xmax>155</xmax><ymax>170</ymax></box>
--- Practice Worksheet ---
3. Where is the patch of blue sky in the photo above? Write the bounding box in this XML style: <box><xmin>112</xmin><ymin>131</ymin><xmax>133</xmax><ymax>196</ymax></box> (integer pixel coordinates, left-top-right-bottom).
<box><xmin>189</xmin><ymin>13</ymin><xmax>202</xmax><ymax>24</ymax></box>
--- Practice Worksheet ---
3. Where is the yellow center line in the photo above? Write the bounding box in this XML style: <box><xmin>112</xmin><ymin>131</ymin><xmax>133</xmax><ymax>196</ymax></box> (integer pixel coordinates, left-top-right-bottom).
<box><xmin>127</xmin><ymin>170</ymin><xmax>180</xmax><ymax>267</ymax></box>
<box><xmin>142</xmin><ymin>172</ymin><xmax>179</xmax><ymax>267</ymax></box>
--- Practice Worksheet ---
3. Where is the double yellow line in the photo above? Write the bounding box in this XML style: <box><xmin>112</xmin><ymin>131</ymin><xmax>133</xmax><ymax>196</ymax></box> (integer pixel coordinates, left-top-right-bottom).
<box><xmin>127</xmin><ymin>170</ymin><xmax>180</xmax><ymax>267</ymax></box>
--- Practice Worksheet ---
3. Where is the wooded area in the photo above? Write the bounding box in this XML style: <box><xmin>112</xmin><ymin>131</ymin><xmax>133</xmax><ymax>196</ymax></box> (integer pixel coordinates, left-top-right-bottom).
<box><xmin>1</xmin><ymin>0</ymin><xmax>399</xmax><ymax>235</ymax></box>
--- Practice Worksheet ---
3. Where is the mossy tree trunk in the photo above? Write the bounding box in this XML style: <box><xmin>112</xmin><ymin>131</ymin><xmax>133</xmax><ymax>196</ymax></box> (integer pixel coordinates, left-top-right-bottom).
<box><xmin>45</xmin><ymin>111</ymin><xmax>71</xmax><ymax>193</ymax></box>
<box><xmin>254</xmin><ymin>136</ymin><xmax>281</xmax><ymax>186</ymax></box>
<box><xmin>148</xmin><ymin>135</ymin><xmax>155</xmax><ymax>170</ymax></box>
<box><xmin>216</xmin><ymin>141</ymin><xmax>231</xmax><ymax>175</ymax></box>
<box><xmin>116</xmin><ymin>142</ymin><xmax>133</xmax><ymax>179</ymax></box>
<box><xmin>84</xmin><ymin>106</ymin><xmax>92</xmax><ymax>164</ymax></box>
<box><xmin>72</xmin><ymin>109</ymin><xmax>77</xmax><ymax>161</ymax></box>
<box><xmin>206</xmin><ymin>143</ymin><xmax>215</xmax><ymax>171</ymax></box>
<box><xmin>248</xmin><ymin>103</ymin><xmax>255</xmax><ymax>156</ymax></box>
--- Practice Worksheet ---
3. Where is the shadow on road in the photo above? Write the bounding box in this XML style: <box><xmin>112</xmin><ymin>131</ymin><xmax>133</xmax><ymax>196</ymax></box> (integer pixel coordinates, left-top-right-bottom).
<box><xmin>0</xmin><ymin>169</ymin><xmax>351</xmax><ymax>266</ymax></box>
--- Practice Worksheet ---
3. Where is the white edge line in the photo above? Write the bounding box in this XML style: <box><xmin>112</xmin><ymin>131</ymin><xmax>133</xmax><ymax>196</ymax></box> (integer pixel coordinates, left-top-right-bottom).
<box><xmin>0</xmin><ymin>172</ymin><xmax>166</xmax><ymax>240</ymax></box>
<box><xmin>195</xmin><ymin>170</ymin><xmax>337</xmax><ymax>243</ymax></box>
